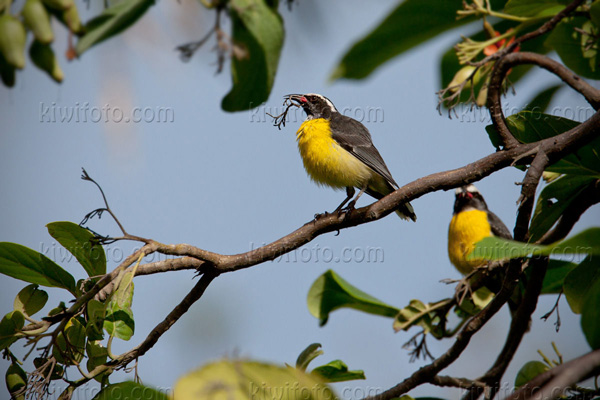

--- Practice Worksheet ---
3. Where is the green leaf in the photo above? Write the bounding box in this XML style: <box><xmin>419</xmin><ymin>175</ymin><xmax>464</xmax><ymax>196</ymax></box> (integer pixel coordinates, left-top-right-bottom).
<box><xmin>92</xmin><ymin>382</ymin><xmax>168</xmax><ymax>400</ymax></box>
<box><xmin>334</xmin><ymin>0</ymin><xmax>485</xmax><ymax>81</ymax></box>
<box><xmin>47</xmin><ymin>221</ymin><xmax>106</xmax><ymax>277</ymax></box>
<box><xmin>307</xmin><ymin>270</ymin><xmax>399</xmax><ymax>326</ymax></box>
<box><xmin>504</xmin><ymin>0</ymin><xmax>566</xmax><ymax>18</ymax></box>
<box><xmin>523</xmin><ymin>84</ymin><xmax>562</xmax><ymax>113</ymax></box>
<box><xmin>221</xmin><ymin>0</ymin><xmax>283</xmax><ymax>112</ymax></box>
<box><xmin>75</xmin><ymin>0</ymin><xmax>155</xmax><ymax>56</ymax></box>
<box><xmin>0</xmin><ymin>242</ymin><xmax>76</xmax><ymax>294</ymax></box>
<box><xmin>296</xmin><ymin>343</ymin><xmax>323</xmax><ymax>371</ymax></box>
<box><xmin>564</xmin><ymin>255</ymin><xmax>600</xmax><ymax>314</ymax></box>
<box><xmin>5</xmin><ymin>362</ymin><xmax>27</xmax><ymax>399</ymax></box>
<box><xmin>581</xmin><ymin>278</ymin><xmax>600</xmax><ymax>349</ymax></box>
<box><xmin>174</xmin><ymin>359</ymin><xmax>334</xmax><ymax>400</ymax></box>
<box><xmin>470</xmin><ymin>228</ymin><xmax>600</xmax><ymax>260</ymax></box>
<box><xmin>538</xmin><ymin>259</ymin><xmax>576</xmax><ymax>294</ymax></box>
<box><xmin>86</xmin><ymin>341</ymin><xmax>109</xmax><ymax>382</ymax></box>
<box><xmin>529</xmin><ymin>175</ymin><xmax>597</xmax><ymax>241</ymax></box>
<box><xmin>103</xmin><ymin>268</ymin><xmax>135</xmax><ymax>340</ymax></box>
<box><xmin>393</xmin><ymin>299</ymin><xmax>444</xmax><ymax>338</ymax></box>
<box><xmin>0</xmin><ymin>311</ymin><xmax>25</xmax><ymax>351</ymax></box>
<box><xmin>311</xmin><ymin>360</ymin><xmax>365</xmax><ymax>383</ymax></box>
<box><xmin>514</xmin><ymin>360</ymin><xmax>549</xmax><ymax>388</ymax></box>
<box><xmin>52</xmin><ymin>317</ymin><xmax>86</xmax><ymax>365</ymax></box>
<box><xmin>13</xmin><ymin>284</ymin><xmax>48</xmax><ymax>316</ymax></box>
<box><xmin>334</xmin><ymin>0</ymin><xmax>507</xmax><ymax>81</ymax></box>
<box><xmin>485</xmin><ymin>111</ymin><xmax>600</xmax><ymax>177</ymax></box>
<box><xmin>590</xmin><ymin>0</ymin><xmax>600</xmax><ymax>27</ymax></box>
<box><xmin>86</xmin><ymin>299</ymin><xmax>107</xmax><ymax>341</ymax></box>
<box><xmin>546</xmin><ymin>17</ymin><xmax>600</xmax><ymax>80</ymax></box>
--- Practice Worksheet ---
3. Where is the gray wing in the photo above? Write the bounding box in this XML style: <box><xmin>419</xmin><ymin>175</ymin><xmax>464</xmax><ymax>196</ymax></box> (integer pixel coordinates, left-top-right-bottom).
<box><xmin>487</xmin><ymin>211</ymin><xmax>512</xmax><ymax>239</ymax></box>
<box><xmin>330</xmin><ymin>115</ymin><xmax>398</xmax><ymax>188</ymax></box>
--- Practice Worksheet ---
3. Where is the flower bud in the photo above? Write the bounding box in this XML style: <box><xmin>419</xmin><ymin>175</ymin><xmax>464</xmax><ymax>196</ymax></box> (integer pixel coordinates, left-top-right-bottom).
<box><xmin>447</xmin><ymin>65</ymin><xmax>480</xmax><ymax>93</ymax></box>
<box><xmin>29</xmin><ymin>40</ymin><xmax>64</xmax><ymax>82</ymax></box>
<box><xmin>0</xmin><ymin>15</ymin><xmax>27</xmax><ymax>69</ymax></box>
<box><xmin>41</xmin><ymin>0</ymin><xmax>74</xmax><ymax>11</ymax></box>
<box><xmin>0</xmin><ymin>52</ymin><xmax>16</xmax><ymax>87</ymax></box>
<box><xmin>22</xmin><ymin>0</ymin><xmax>54</xmax><ymax>44</ymax></box>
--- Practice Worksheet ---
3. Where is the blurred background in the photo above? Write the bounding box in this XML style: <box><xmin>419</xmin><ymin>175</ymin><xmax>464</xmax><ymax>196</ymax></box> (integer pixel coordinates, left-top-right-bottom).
<box><xmin>1</xmin><ymin>0</ymin><xmax>597</xmax><ymax>398</ymax></box>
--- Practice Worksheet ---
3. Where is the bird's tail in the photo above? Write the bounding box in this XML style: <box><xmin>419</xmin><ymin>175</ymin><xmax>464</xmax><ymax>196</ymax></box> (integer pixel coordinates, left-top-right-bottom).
<box><xmin>395</xmin><ymin>202</ymin><xmax>417</xmax><ymax>222</ymax></box>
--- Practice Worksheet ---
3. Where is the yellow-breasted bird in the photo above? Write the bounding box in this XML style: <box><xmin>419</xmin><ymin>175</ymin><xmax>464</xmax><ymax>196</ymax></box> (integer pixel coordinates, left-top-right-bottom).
<box><xmin>286</xmin><ymin>93</ymin><xmax>416</xmax><ymax>221</ymax></box>
<box><xmin>448</xmin><ymin>184</ymin><xmax>523</xmax><ymax>316</ymax></box>
<box><xmin>448</xmin><ymin>184</ymin><xmax>512</xmax><ymax>274</ymax></box>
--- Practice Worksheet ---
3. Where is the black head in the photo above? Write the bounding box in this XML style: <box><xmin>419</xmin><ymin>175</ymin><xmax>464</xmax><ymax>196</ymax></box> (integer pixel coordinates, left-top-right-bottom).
<box><xmin>286</xmin><ymin>93</ymin><xmax>338</xmax><ymax>120</ymax></box>
<box><xmin>453</xmin><ymin>184</ymin><xmax>489</xmax><ymax>214</ymax></box>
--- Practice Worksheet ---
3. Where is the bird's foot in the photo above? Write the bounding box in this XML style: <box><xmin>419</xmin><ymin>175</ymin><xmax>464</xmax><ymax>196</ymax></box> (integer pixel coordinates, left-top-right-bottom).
<box><xmin>454</xmin><ymin>276</ymin><xmax>474</xmax><ymax>307</ymax></box>
<box><xmin>336</xmin><ymin>200</ymin><xmax>357</xmax><ymax>217</ymax></box>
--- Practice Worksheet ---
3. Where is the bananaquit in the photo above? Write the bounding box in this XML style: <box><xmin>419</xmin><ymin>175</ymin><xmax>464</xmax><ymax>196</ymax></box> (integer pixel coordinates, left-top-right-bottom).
<box><xmin>448</xmin><ymin>184</ymin><xmax>512</xmax><ymax>274</ymax></box>
<box><xmin>286</xmin><ymin>93</ymin><xmax>416</xmax><ymax>221</ymax></box>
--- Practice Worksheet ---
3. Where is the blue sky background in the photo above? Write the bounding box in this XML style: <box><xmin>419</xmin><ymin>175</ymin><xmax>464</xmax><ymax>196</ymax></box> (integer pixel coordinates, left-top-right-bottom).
<box><xmin>1</xmin><ymin>0</ymin><xmax>597</xmax><ymax>398</ymax></box>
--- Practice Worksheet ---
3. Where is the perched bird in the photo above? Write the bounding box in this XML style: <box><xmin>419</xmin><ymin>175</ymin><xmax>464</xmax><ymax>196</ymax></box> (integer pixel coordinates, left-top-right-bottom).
<box><xmin>285</xmin><ymin>93</ymin><xmax>416</xmax><ymax>221</ymax></box>
<box><xmin>448</xmin><ymin>184</ymin><xmax>512</xmax><ymax>274</ymax></box>
<box><xmin>448</xmin><ymin>184</ymin><xmax>523</xmax><ymax>316</ymax></box>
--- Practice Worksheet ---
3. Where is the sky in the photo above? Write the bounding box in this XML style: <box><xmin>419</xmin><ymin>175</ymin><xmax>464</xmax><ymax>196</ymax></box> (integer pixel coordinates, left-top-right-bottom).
<box><xmin>1</xmin><ymin>0</ymin><xmax>598</xmax><ymax>399</ymax></box>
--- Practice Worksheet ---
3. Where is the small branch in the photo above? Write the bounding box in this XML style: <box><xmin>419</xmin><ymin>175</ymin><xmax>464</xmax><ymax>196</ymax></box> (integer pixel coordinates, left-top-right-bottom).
<box><xmin>497</xmin><ymin>53</ymin><xmax>600</xmax><ymax>110</ymax></box>
<box><xmin>432</xmin><ymin>375</ymin><xmax>486</xmax><ymax>390</ymax></box>
<box><xmin>80</xmin><ymin>168</ymin><xmax>150</xmax><ymax>243</ymax></box>
<box><xmin>514</xmin><ymin>149</ymin><xmax>549</xmax><ymax>242</ymax></box>
<box><xmin>507</xmin><ymin>349</ymin><xmax>600</xmax><ymax>400</ymax></box>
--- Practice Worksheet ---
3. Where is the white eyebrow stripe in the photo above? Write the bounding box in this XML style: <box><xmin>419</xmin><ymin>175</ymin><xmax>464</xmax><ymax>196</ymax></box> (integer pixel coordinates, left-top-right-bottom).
<box><xmin>305</xmin><ymin>93</ymin><xmax>338</xmax><ymax>113</ymax></box>
<box><xmin>455</xmin><ymin>184</ymin><xmax>480</xmax><ymax>195</ymax></box>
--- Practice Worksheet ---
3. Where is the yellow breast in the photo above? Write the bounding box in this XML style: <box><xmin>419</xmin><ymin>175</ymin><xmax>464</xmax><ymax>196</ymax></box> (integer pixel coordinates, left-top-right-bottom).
<box><xmin>448</xmin><ymin>209</ymin><xmax>492</xmax><ymax>275</ymax></box>
<box><xmin>296</xmin><ymin>118</ymin><xmax>372</xmax><ymax>189</ymax></box>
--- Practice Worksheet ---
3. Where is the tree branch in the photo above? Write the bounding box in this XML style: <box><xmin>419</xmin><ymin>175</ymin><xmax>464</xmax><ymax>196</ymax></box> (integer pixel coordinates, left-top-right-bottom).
<box><xmin>507</xmin><ymin>349</ymin><xmax>600</xmax><ymax>400</ymax></box>
<box><xmin>514</xmin><ymin>149</ymin><xmax>550</xmax><ymax>242</ymax></box>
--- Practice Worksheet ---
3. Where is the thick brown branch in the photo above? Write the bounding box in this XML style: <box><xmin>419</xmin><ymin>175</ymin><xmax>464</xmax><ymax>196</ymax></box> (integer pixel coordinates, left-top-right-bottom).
<box><xmin>500</xmin><ymin>52</ymin><xmax>600</xmax><ymax>110</ymax></box>
<box><xmin>144</xmin><ymin>110</ymin><xmax>600</xmax><ymax>275</ymax></box>
<box><xmin>507</xmin><ymin>349</ymin><xmax>600</xmax><ymax>400</ymax></box>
